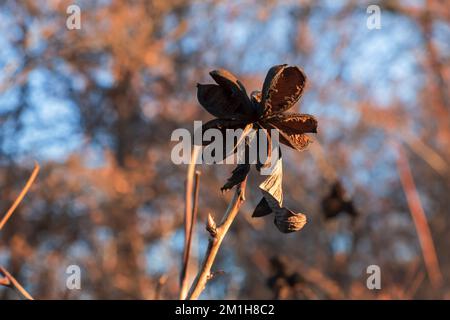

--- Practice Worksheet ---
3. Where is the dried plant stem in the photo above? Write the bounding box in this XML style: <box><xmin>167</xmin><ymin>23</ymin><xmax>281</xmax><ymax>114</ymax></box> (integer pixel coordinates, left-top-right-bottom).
<box><xmin>0</xmin><ymin>266</ymin><xmax>34</xmax><ymax>300</ymax></box>
<box><xmin>179</xmin><ymin>146</ymin><xmax>201</xmax><ymax>299</ymax></box>
<box><xmin>0</xmin><ymin>162</ymin><xmax>40</xmax><ymax>231</ymax></box>
<box><xmin>187</xmin><ymin>178</ymin><xmax>247</xmax><ymax>300</ymax></box>
<box><xmin>0</xmin><ymin>163</ymin><xmax>39</xmax><ymax>300</ymax></box>
<box><xmin>396</xmin><ymin>144</ymin><xmax>443</xmax><ymax>288</ymax></box>
<box><xmin>0</xmin><ymin>276</ymin><xmax>10</xmax><ymax>286</ymax></box>
<box><xmin>179</xmin><ymin>170</ymin><xmax>201</xmax><ymax>299</ymax></box>
<box><xmin>401</xmin><ymin>131</ymin><xmax>448</xmax><ymax>176</ymax></box>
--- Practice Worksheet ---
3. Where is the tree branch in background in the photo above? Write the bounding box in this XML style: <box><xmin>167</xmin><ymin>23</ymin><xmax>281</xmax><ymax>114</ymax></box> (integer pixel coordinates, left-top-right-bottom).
<box><xmin>0</xmin><ymin>266</ymin><xmax>34</xmax><ymax>300</ymax></box>
<box><xmin>402</xmin><ymin>131</ymin><xmax>449</xmax><ymax>176</ymax></box>
<box><xmin>395</xmin><ymin>143</ymin><xmax>443</xmax><ymax>289</ymax></box>
<box><xmin>187</xmin><ymin>178</ymin><xmax>247</xmax><ymax>300</ymax></box>
<box><xmin>0</xmin><ymin>162</ymin><xmax>40</xmax><ymax>230</ymax></box>
<box><xmin>0</xmin><ymin>162</ymin><xmax>39</xmax><ymax>300</ymax></box>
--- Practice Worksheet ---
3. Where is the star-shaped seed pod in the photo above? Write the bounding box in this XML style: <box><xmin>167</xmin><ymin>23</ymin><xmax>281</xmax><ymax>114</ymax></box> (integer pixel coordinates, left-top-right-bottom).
<box><xmin>196</xmin><ymin>64</ymin><xmax>317</xmax><ymax>233</ymax></box>
<box><xmin>197</xmin><ymin>65</ymin><xmax>317</xmax><ymax>152</ymax></box>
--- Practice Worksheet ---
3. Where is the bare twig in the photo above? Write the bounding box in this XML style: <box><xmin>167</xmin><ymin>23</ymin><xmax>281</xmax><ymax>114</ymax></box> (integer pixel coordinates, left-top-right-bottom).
<box><xmin>402</xmin><ymin>131</ymin><xmax>448</xmax><ymax>176</ymax></box>
<box><xmin>0</xmin><ymin>266</ymin><xmax>34</xmax><ymax>300</ymax></box>
<box><xmin>180</xmin><ymin>146</ymin><xmax>201</xmax><ymax>300</ymax></box>
<box><xmin>395</xmin><ymin>143</ymin><xmax>443</xmax><ymax>288</ymax></box>
<box><xmin>179</xmin><ymin>170</ymin><xmax>201</xmax><ymax>299</ymax></box>
<box><xmin>406</xmin><ymin>271</ymin><xmax>425</xmax><ymax>298</ymax></box>
<box><xmin>0</xmin><ymin>162</ymin><xmax>40</xmax><ymax>231</ymax></box>
<box><xmin>0</xmin><ymin>162</ymin><xmax>39</xmax><ymax>300</ymax></box>
<box><xmin>186</xmin><ymin>178</ymin><xmax>247</xmax><ymax>300</ymax></box>
<box><xmin>0</xmin><ymin>276</ymin><xmax>11</xmax><ymax>286</ymax></box>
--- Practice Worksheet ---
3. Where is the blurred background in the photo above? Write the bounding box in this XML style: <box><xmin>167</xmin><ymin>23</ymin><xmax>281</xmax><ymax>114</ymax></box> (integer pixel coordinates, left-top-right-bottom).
<box><xmin>0</xmin><ymin>0</ymin><xmax>449</xmax><ymax>299</ymax></box>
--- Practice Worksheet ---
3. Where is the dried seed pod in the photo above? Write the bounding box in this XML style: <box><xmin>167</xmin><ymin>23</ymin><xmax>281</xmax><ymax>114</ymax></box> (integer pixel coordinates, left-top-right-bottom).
<box><xmin>196</xmin><ymin>65</ymin><xmax>316</xmax><ymax>234</ymax></box>
<box><xmin>196</xmin><ymin>65</ymin><xmax>317</xmax><ymax>155</ymax></box>
<box><xmin>274</xmin><ymin>208</ymin><xmax>307</xmax><ymax>233</ymax></box>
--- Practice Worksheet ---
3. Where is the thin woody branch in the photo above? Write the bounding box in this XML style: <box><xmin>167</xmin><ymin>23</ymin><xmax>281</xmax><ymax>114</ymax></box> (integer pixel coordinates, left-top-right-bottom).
<box><xmin>0</xmin><ymin>276</ymin><xmax>11</xmax><ymax>286</ymax></box>
<box><xmin>0</xmin><ymin>162</ymin><xmax>39</xmax><ymax>300</ymax></box>
<box><xmin>0</xmin><ymin>266</ymin><xmax>34</xmax><ymax>300</ymax></box>
<box><xmin>186</xmin><ymin>178</ymin><xmax>247</xmax><ymax>300</ymax></box>
<box><xmin>396</xmin><ymin>143</ymin><xmax>443</xmax><ymax>288</ymax></box>
<box><xmin>179</xmin><ymin>169</ymin><xmax>201</xmax><ymax>300</ymax></box>
<box><xmin>179</xmin><ymin>146</ymin><xmax>201</xmax><ymax>299</ymax></box>
<box><xmin>0</xmin><ymin>162</ymin><xmax>40</xmax><ymax>231</ymax></box>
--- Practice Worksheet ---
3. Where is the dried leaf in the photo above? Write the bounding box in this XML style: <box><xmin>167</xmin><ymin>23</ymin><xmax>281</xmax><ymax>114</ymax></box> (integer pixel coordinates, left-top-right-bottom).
<box><xmin>259</xmin><ymin>157</ymin><xmax>284</xmax><ymax>204</ymax></box>
<box><xmin>220</xmin><ymin>127</ymin><xmax>258</xmax><ymax>191</ymax></box>
<box><xmin>252</xmin><ymin>157</ymin><xmax>307</xmax><ymax>233</ymax></box>
<box><xmin>221</xmin><ymin>163</ymin><xmax>251</xmax><ymax>191</ymax></box>
<box><xmin>252</xmin><ymin>197</ymin><xmax>272</xmax><ymax>217</ymax></box>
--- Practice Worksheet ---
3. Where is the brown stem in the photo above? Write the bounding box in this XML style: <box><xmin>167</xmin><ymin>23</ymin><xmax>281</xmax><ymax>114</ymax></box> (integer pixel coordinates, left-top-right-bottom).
<box><xmin>0</xmin><ymin>266</ymin><xmax>34</xmax><ymax>300</ymax></box>
<box><xmin>186</xmin><ymin>178</ymin><xmax>247</xmax><ymax>300</ymax></box>
<box><xmin>396</xmin><ymin>143</ymin><xmax>443</xmax><ymax>288</ymax></box>
<box><xmin>179</xmin><ymin>170</ymin><xmax>201</xmax><ymax>299</ymax></box>
<box><xmin>0</xmin><ymin>162</ymin><xmax>40</xmax><ymax>231</ymax></box>
<box><xmin>179</xmin><ymin>146</ymin><xmax>200</xmax><ymax>299</ymax></box>
<box><xmin>0</xmin><ymin>276</ymin><xmax>11</xmax><ymax>286</ymax></box>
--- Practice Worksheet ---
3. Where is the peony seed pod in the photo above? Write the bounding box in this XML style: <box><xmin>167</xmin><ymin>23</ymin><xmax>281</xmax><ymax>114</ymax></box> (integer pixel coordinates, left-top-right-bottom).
<box><xmin>274</xmin><ymin>209</ymin><xmax>307</xmax><ymax>233</ymax></box>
